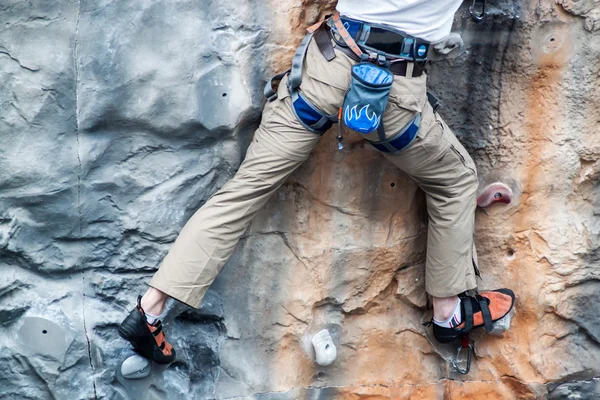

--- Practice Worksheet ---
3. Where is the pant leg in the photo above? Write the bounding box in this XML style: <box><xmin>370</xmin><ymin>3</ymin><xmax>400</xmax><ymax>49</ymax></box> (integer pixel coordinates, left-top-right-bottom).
<box><xmin>378</xmin><ymin>73</ymin><xmax>479</xmax><ymax>297</ymax></box>
<box><xmin>150</xmin><ymin>39</ymin><xmax>350</xmax><ymax>308</ymax></box>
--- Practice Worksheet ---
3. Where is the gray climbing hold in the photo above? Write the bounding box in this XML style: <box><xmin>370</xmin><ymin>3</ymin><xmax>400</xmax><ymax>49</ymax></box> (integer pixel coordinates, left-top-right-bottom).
<box><xmin>488</xmin><ymin>308</ymin><xmax>515</xmax><ymax>336</ymax></box>
<box><xmin>121</xmin><ymin>354</ymin><xmax>151</xmax><ymax>379</ymax></box>
<box><xmin>17</xmin><ymin>317</ymin><xmax>67</xmax><ymax>360</ymax></box>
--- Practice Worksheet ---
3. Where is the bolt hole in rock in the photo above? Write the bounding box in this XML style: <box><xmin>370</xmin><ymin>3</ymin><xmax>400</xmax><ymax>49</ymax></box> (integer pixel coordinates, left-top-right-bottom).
<box><xmin>390</xmin><ymin>182</ymin><xmax>396</xmax><ymax>187</ymax></box>
<box><xmin>507</xmin><ymin>249</ymin><xmax>515</xmax><ymax>258</ymax></box>
<box><xmin>42</xmin><ymin>330</ymin><xmax>48</xmax><ymax>334</ymax></box>
<box><xmin>222</xmin><ymin>93</ymin><xmax>227</xmax><ymax>97</ymax></box>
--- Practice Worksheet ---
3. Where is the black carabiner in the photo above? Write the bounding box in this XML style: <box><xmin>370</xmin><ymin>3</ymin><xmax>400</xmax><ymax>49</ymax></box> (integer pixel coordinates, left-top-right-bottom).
<box><xmin>452</xmin><ymin>337</ymin><xmax>474</xmax><ymax>374</ymax></box>
<box><xmin>469</xmin><ymin>0</ymin><xmax>486</xmax><ymax>22</ymax></box>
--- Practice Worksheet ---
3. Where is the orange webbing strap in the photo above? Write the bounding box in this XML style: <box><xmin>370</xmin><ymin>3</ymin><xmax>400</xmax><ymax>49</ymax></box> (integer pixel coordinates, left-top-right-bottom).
<box><xmin>307</xmin><ymin>20</ymin><xmax>324</xmax><ymax>33</ymax></box>
<box><xmin>332</xmin><ymin>12</ymin><xmax>363</xmax><ymax>58</ymax></box>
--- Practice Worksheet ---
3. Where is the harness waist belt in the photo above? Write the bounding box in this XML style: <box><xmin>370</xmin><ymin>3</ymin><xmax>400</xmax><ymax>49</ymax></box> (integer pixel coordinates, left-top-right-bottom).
<box><xmin>332</xmin><ymin>16</ymin><xmax>430</xmax><ymax>62</ymax></box>
<box><xmin>332</xmin><ymin>43</ymin><xmax>425</xmax><ymax>77</ymax></box>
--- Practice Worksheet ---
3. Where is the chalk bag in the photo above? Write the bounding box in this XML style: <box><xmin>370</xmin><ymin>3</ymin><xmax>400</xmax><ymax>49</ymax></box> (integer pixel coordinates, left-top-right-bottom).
<box><xmin>343</xmin><ymin>62</ymin><xmax>394</xmax><ymax>134</ymax></box>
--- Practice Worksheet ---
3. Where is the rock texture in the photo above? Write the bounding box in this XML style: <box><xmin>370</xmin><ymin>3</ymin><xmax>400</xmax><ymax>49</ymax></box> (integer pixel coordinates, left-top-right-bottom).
<box><xmin>1</xmin><ymin>0</ymin><xmax>599</xmax><ymax>399</ymax></box>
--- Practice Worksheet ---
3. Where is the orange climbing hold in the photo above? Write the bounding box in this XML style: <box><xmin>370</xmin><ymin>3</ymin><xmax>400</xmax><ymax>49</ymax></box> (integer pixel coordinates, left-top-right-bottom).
<box><xmin>477</xmin><ymin>182</ymin><xmax>513</xmax><ymax>208</ymax></box>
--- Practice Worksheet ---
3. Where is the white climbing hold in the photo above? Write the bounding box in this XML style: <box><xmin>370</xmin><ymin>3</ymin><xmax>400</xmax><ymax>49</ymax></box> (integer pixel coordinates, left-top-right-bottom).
<box><xmin>311</xmin><ymin>329</ymin><xmax>337</xmax><ymax>366</ymax></box>
<box><xmin>488</xmin><ymin>308</ymin><xmax>516</xmax><ymax>336</ymax></box>
<box><xmin>121</xmin><ymin>354</ymin><xmax>151</xmax><ymax>379</ymax></box>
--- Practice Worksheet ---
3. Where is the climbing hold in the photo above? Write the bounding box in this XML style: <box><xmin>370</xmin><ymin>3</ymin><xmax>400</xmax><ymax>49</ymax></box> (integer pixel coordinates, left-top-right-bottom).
<box><xmin>488</xmin><ymin>308</ymin><xmax>515</xmax><ymax>337</ymax></box>
<box><xmin>311</xmin><ymin>329</ymin><xmax>337</xmax><ymax>366</ymax></box>
<box><xmin>17</xmin><ymin>317</ymin><xmax>67</xmax><ymax>360</ymax></box>
<box><xmin>477</xmin><ymin>182</ymin><xmax>513</xmax><ymax>208</ymax></box>
<box><xmin>121</xmin><ymin>354</ymin><xmax>151</xmax><ymax>379</ymax></box>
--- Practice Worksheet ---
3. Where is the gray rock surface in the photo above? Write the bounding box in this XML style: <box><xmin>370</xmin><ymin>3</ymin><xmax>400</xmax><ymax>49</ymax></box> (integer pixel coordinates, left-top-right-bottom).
<box><xmin>1</xmin><ymin>0</ymin><xmax>599</xmax><ymax>399</ymax></box>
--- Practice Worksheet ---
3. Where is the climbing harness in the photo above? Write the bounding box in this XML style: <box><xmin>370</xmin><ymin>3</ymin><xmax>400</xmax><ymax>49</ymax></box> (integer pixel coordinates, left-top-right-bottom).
<box><xmin>263</xmin><ymin>29</ymin><xmax>337</xmax><ymax>135</ymax></box>
<box><xmin>263</xmin><ymin>12</ymin><xmax>433</xmax><ymax>153</ymax></box>
<box><xmin>469</xmin><ymin>0</ymin><xmax>487</xmax><ymax>22</ymax></box>
<box><xmin>330</xmin><ymin>15</ymin><xmax>430</xmax><ymax>64</ymax></box>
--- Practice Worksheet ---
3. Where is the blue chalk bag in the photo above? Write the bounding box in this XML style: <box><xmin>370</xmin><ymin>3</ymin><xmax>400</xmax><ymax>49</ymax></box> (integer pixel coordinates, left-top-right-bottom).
<box><xmin>343</xmin><ymin>62</ymin><xmax>394</xmax><ymax>134</ymax></box>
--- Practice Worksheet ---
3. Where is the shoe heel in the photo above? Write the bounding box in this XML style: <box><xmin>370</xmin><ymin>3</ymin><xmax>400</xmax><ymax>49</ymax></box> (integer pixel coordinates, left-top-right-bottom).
<box><xmin>433</xmin><ymin>324</ymin><xmax>462</xmax><ymax>343</ymax></box>
<box><xmin>118</xmin><ymin>310</ymin><xmax>144</xmax><ymax>342</ymax></box>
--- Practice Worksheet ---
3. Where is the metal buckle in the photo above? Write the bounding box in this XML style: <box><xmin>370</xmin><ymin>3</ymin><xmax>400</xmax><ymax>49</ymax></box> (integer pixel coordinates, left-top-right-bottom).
<box><xmin>469</xmin><ymin>0</ymin><xmax>487</xmax><ymax>22</ymax></box>
<box><xmin>452</xmin><ymin>336</ymin><xmax>474</xmax><ymax>374</ymax></box>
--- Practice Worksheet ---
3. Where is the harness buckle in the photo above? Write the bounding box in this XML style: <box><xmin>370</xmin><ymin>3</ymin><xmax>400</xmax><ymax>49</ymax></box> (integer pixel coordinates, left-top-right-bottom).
<box><xmin>452</xmin><ymin>335</ymin><xmax>473</xmax><ymax>375</ymax></box>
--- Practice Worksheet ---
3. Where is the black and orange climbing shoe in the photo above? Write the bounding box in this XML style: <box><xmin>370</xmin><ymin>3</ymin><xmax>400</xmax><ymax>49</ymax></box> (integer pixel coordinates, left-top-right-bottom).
<box><xmin>431</xmin><ymin>289</ymin><xmax>515</xmax><ymax>344</ymax></box>
<box><xmin>118</xmin><ymin>296</ymin><xmax>176</xmax><ymax>364</ymax></box>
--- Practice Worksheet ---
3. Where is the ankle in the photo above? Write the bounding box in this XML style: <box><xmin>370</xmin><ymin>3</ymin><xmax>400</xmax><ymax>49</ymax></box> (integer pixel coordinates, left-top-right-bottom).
<box><xmin>432</xmin><ymin>295</ymin><xmax>460</xmax><ymax>321</ymax></box>
<box><xmin>140</xmin><ymin>288</ymin><xmax>168</xmax><ymax>316</ymax></box>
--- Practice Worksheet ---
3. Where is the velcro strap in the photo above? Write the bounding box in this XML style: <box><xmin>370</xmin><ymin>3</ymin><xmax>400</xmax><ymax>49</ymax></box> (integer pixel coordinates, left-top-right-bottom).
<box><xmin>478</xmin><ymin>296</ymin><xmax>494</xmax><ymax>333</ymax></box>
<box><xmin>463</xmin><ymin>296</ymin><xmax>474</xmax><ymax>333</ymax></box>
<box><xmin>159</xmin><ymin>341</ymin><xmax>165</xmax><ymax>350</ymax></box>
<box><xmin>151</xmin><ymin>322</ymin><xmax>163</xmax><ymax>337</ymax></box>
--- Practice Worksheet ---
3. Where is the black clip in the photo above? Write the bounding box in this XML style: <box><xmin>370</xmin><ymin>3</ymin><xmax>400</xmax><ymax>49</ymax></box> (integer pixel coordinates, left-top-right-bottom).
<box><xmin>469</xmin><ymin>0</ymin><xmax>486</xmax><ymax>22</ymax></box>
<box><xmin>452</xmin><ymin>336</ymin><xmax>473</xmax><ymax>375</ymax></box>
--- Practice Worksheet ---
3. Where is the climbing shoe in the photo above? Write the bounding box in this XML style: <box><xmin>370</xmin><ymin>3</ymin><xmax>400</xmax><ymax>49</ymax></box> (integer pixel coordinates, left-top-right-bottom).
<box><xmin>430</xmin><ymin>289</ymin><xmax>515</xmax><ymax>344</ymax></box>
<box><xmin>118</xmin><ymin>296</ymin><xmax>176</xmax><ymax>364</ymax></box>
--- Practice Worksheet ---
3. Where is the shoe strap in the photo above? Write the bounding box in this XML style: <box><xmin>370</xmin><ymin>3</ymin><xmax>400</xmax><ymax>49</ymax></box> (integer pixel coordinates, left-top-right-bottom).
<box><xmin>463</xmin><ymin>296</ymin><xmax>474</xmax><ymax>332</ymax></box>
<box><xmin>149</xmin><ymin>321</ymin><xmax>167</xmax><ymax>350</ymax></box>
<box><xmin>477</xmin><ymin>295</ymin><xmax>494</xmax><ymax>333</ymax></box>
<box><xmin>136</xmin><ymin>295</ymin><xmax>146</xmax><ymax>316</ymax></box>
<box><xmin>151</xmin><ymin>321</ymin><xmax>163</xmax><ymax>336</ymax></box>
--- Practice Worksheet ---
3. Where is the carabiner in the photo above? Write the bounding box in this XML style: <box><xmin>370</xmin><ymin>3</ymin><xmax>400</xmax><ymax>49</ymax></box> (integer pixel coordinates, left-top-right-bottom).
<box><xmin>452</xmin><ymin>337</ymin><xmax>474</xmax><ymax>374</ymax></box>
<box><xmin>469</xmin><ymin>0</ymin><xmax>486</xmax><ymax>22</ymax></box>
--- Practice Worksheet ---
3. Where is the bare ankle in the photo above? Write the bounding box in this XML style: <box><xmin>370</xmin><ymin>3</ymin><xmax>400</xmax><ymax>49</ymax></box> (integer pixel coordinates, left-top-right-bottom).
<box><xmin>432</xmin><ymin>295</ymin><xmax>460</xmax><ymax>321</ymax></box>
<box><xmin>140</xmin><ymin>287</ymin><xmax>168</xmax><ymax>316</ymax></box>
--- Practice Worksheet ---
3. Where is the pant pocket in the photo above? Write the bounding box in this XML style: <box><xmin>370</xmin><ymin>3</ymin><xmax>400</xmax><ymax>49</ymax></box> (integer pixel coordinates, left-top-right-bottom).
<box><xmin>449</xmin><ymin>143</ymin><xmax>477</xmax><ymax>177</ymax></box>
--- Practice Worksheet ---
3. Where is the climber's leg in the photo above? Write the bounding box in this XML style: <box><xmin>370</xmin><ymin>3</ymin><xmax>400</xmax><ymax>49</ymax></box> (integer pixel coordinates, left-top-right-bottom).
<box><xmin>376</xmin><ymin>77</ymin><xmax>479</xmax><ymax>298</ymax></box>
<box><xmin>149</xmin><ymin>39</ymin><xmax>352</xmax><ymax>310</ymax></box>
<box><xmin>119</xmin><ymin>102</ymin><xmax>322</xmax><ymax>362</ymax></box>
<box><xmin>377</xmin><ymin>84</ymin><xmax>514</xmax><ymax>340</ymax></box>
<box><xmin>119</xmin><ymin>37</ymin><xmax>352</xmax><ymax>363</ymax></box>
<box><xmin>148</xmin><ymin>128</ymin><xmax>319</xmax><ymax>309</ymax></box>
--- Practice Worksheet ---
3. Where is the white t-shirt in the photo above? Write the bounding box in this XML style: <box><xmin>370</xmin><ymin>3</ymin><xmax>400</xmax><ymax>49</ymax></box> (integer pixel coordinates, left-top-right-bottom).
<box><xmin>336</xmin><ymin>0</ymin><xmax>463</xmax><ymax>42</ymax></box>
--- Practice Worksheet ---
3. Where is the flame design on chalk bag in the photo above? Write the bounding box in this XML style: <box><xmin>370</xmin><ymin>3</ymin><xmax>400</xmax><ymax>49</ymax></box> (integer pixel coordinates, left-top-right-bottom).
<box><xmin>344</xmin><ymin>104</ymin><xmax>381</xmax><ymax>133</ymax></box>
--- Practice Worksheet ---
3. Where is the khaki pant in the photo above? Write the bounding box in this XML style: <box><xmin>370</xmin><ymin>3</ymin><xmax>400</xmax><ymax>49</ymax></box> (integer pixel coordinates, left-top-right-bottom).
<box><xmin>150</xmin><ymin>38</ymin><xmax>479</xmax><ymax>308</ymax></box>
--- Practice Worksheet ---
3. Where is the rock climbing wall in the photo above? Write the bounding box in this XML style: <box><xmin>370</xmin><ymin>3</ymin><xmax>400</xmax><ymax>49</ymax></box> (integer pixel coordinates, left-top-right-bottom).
<box><xmin>1</xmin><ymin>0</ymin><xmax>599</xmax><ymax>399</ymax></box>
